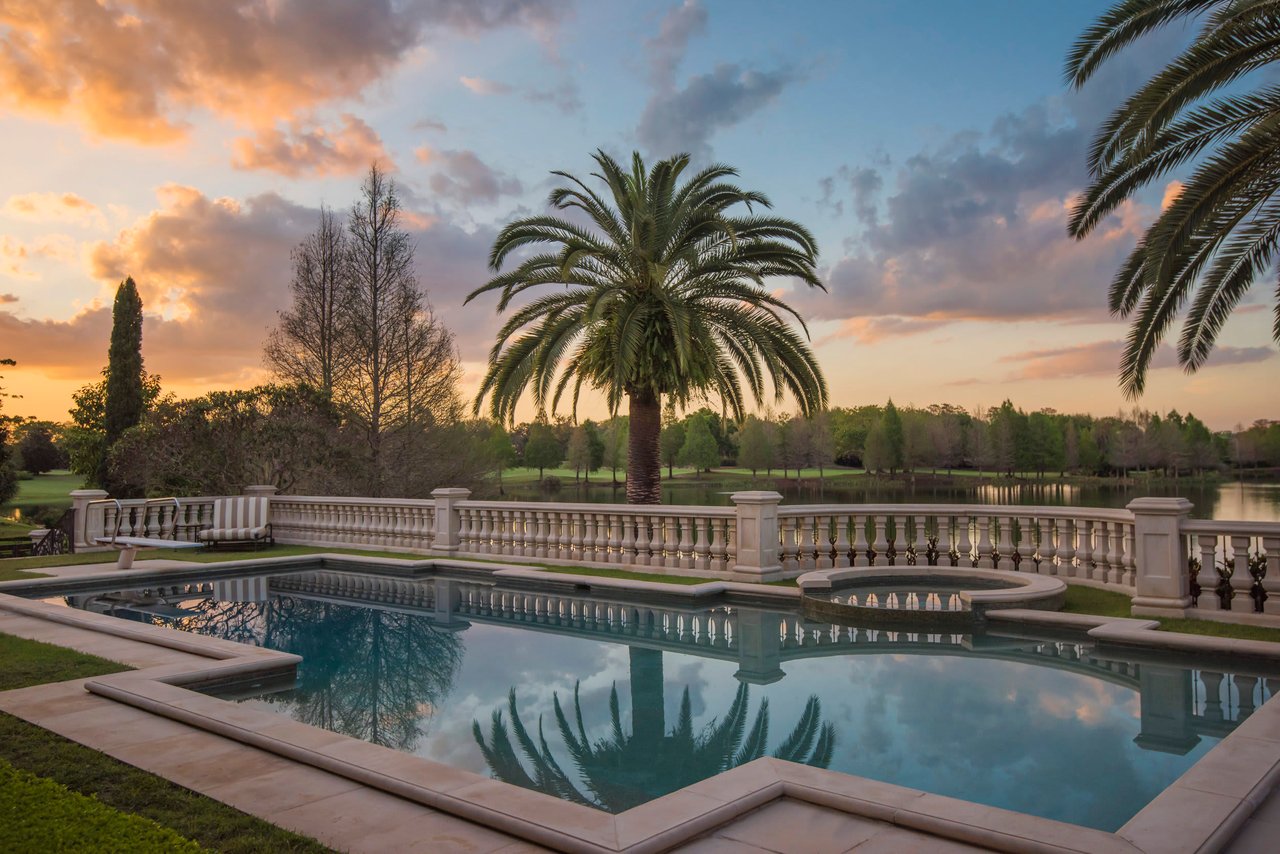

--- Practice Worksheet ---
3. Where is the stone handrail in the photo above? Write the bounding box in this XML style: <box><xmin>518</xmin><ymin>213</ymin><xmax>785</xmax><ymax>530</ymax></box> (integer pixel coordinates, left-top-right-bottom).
<box><xmin>69</xmin><ymin>487</ymin><xmax>1278</xmax><ymax>621</ymax></box>
<box><xmin>776</xmin><ymin>503</ymin><xmax>1136</xmax><ymax>589</ymax></box>
<box><xmin>455</xmin><ymin>499</ymin><xmax>736</xmax><ymax>572</ymax></box>
<box><xmin>1179</xmin><ymin>518</ymin><xmax>1280</xmax><ymax>613</ymax></box>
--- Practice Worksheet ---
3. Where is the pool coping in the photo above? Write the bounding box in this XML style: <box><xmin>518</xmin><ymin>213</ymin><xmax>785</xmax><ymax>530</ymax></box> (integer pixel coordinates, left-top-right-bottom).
<box><xmin>3</xmin><ymin>553</ymin><xmax>1280</xmax><ymax>853</ymax></box>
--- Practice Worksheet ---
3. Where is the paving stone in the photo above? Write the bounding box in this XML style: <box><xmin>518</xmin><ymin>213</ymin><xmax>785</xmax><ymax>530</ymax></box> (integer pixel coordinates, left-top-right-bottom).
<box><xmin>715</xmin><ymin>799</ymin><xmax>884</xmax><ymax>854</ymax></box>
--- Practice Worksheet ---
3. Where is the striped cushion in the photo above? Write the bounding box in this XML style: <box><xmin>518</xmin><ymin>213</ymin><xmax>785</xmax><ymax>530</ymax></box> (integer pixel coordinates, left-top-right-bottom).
<box><xmin>197</xmin><ymin>497</ymin><xmax>271</xmax><ymax>542</ymax></box>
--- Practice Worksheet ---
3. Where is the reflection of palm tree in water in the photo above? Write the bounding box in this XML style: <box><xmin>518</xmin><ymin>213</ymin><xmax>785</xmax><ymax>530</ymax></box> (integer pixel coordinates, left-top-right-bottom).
<box><xmin>474</xmin><ymin>647</ymin><xmax>835</xmax><ymax>812</ymax></box>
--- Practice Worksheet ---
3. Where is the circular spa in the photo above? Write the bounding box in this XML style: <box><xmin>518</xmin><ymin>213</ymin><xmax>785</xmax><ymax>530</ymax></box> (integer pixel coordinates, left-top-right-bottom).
<box><xmin>797</xmin><ymin>567</ymin><xmax>1066</xmax><ymax>628</ymax></box>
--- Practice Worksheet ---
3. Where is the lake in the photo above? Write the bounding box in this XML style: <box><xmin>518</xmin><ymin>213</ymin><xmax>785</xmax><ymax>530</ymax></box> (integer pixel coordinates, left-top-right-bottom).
<box><xmin>497</xmin><ymin>476</ymin><xmax>1280</xmax><ymax>523</ymax></box>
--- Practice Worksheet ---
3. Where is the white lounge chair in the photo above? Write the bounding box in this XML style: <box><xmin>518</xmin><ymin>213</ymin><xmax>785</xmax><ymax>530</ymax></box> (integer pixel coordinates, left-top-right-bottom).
<box><xmin>196</xmin><ymin>496</ymin><xmax>273</xmax><ymax>548</ymax></box>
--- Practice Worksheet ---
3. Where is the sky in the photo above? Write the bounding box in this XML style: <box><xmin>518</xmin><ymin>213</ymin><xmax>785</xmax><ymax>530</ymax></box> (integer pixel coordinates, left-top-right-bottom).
<box><xmin>0</xmin><ymin>0</ymin><xmax>1275</xmax><ymax>430</ymax></box>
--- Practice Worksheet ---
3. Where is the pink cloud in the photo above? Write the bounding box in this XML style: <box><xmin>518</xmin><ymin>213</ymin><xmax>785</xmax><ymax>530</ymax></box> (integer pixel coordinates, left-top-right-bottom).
<box><xmin>231</xmin><ymin>114</ymin><xmax>392</xmax><ymax>177</ymax></box>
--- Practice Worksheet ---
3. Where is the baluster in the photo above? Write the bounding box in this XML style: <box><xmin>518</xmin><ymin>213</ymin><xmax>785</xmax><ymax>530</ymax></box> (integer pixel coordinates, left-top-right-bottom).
<box><xmin>532</xmin><ymin>511</ymin><xmax>547</xmax><ymax>559</ymax></box>
<box><xmin>996</xmin><ymin>516</ymin><xmax>1015</xmax><ymax>570</ymax></box>
<box><xmin>778</xmin><ymin>516</ymin><xmax>796</xmax><ymax>572</ymax></box>
<box><xmin>912</xmin><ymin>515</ymin><xmax>929</xmax><ymax>566</ymax></box>
<box><xmin>816</xmin><ymin>515</ymin><xmax>834</xmax><ymax>569</ymax></box>
<box><xmin>725</xmin><ymin>517</ymin><xmax>737</xmax><ymax>571</ymax></box>
<box><xmin>1201</xmin><ymin>671</ymin><xmax>1225</xmax><ymax>723</ymax></box>
<box><xmin>956</xmin><ymin>515</ymin><xmax>973</xmax><ymax>568</ymax></box>
<box><xmin>1107</xmin><ymin>522</ymin><xmax>1124</xmax><ymax>585</ymax></box>
<box><xmin>976</xmin><ymin>516</ymin><xmax>994</xmax><ymax>569</ymax></box>
<box><xmin>677</xmin><ymin>516</ymin><xmax>694</xmax><ymax>569</ymax></box>
<box><xmin>1230</xmin><ymin>534</ymin><xmax>1252</xmax><ymax>611</ymax></box>
<box><xmin>1055</xmin><ymin>518</ymin><xmax>1076</xmax><ymax>578</ymax></box>
<box><xmin>1124</xmin><ymin>523</ymin><xmax>1137</xmax><ymax>588</ymax></box>
<box><xmin>1264</xmin><ymin>535</ymin><xmax>1280</xmax><ymax>615</ymax></box>
<box><xmin>800</xmin><ymin>516</ymin><xmax>817</xmax><ymax>571</ymax></box>
<box><xmin>710</xmin><ymin>518</ymin><xmax>726</xmax><ymax>572</ymax></box>
<box><xmin>621</xmin><ymin>515</ymin><xmax>636</xmax><ymax>565</ymax></box>
<box><xmin>852</xmin><ymin>514</ymin><xmax>870</xmax><ymax>567</ymax></box>
<box><xmin>935</xmin><ymin>514</ymin><xmax>952</xmax><ymax>567</ymax></box>
<box><xmin>662</xmin><ymin>515</ymin><xmax>679</xmax><ymax>569</ymax></box>
<box><xmin>694</xmin><ymin>517</ymin><xmax>711</xmax><ymax>571</ymax></box>
<box><xmin>1036</xmin><ymin>517</ymin><xmax>1054</xmax><ymax>574</ymax></box>
<box><xmin>595</xmin><ymin>513</ymin><xmax>609</xmax><ymax>562</ymax></box>
<box><xmin>606</xmin><ymin>514</ymin><xmax>622</xmax><ymax>564</ymax></box>
<box><xmin>888</xmin><ymin>514</ymin><xmax>904</xmax><ymax>565</ymax></box>
<box><xmin>833</xmin><ymin>514</ymin><xmax>851</xmax><ymax>568</ymax></box>
<box><xmin>559</xmin><ymin>512</ymin><xmax>574</xmax><ymax>560</ymax></box>
<box><xmin>872</xmin><ymin>515</ymin><xmax>889</xmax><ymax>566</ymax></box>
<box><xmin>634</xmin><ymin>515</ymin><xmax>651</xmax><ymax>567</ymax></box>
<box><xmin>1016</xmin><ymin>516</ymin><xmax>1035</xmax><ymax>571</ymax></box>
<box><xmin>581</xmin><ymin>513</ymin><xmax>595</xmax><ymax>562</ymax></box>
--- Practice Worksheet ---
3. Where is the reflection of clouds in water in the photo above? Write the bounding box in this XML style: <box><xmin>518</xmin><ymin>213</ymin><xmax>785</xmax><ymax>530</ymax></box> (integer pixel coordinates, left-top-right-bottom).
<box><xmin>232</xmin><ymin>610</ymin><xmax>1223</xmax><ymax>831</ymax></box>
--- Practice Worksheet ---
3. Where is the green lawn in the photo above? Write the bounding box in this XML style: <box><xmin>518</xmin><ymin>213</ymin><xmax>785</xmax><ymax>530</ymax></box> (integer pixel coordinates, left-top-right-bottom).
<box><xmin>0</xmin><ymin>518</ymin><xmax>32</xmax><ymax>537</ymax></box>
<box><xmin>1061</xmin><ymin>586</ymin><xmax>1280</xmax><ymax>644</ymax></box>
<box><xmin>0</xmin><ymin>632</ymin><xmax>331</xmax><ymax>853</ymax></box>
<box><xmin>6</xmin><ymin>471</ymin><xmax>84</xmax><ymax>513</ymax></box>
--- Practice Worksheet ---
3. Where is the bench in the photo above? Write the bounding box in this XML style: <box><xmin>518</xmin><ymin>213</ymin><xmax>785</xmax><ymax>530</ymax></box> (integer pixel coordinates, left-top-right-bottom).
<box><xmin>93</xmin><ymin>535</ymin><xmax>204</xmax><ymax>569</ymax></box>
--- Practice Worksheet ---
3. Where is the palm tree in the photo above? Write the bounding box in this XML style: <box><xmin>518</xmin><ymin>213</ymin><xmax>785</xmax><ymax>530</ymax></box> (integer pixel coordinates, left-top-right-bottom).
<box><xmin>1065</xmin><ymin>1</ymin><xmax>1280</xmax><ymax>397</ymax></box>
<box><xmin>473</xmin><ymin>648</ymin><xmax>835</xmax><ymax>812</ymax></box>
<box><xmin>466</xmin><ymin>150</ymin><xmax>828</xmax><ymax>504</ymax></box>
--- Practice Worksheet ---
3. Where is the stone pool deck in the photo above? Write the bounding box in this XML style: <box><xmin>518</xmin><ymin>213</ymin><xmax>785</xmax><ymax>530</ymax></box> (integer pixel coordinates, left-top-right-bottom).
<box><xmin>5</xmin><ymin>556</ymin><xmax>1280</xmax><ymax>852</ymax></box>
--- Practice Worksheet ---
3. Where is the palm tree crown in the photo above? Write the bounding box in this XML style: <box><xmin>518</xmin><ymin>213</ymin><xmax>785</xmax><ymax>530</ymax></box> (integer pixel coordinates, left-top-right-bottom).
<box><xmin>466</xmin><ymin>150</ymin><xmax>827</xmax><ymax>503</ymax></box>
<box><xmin>1066</xmin><ymin>0</ymin><xmax>1280</xmax><ymax>397</ymax></box>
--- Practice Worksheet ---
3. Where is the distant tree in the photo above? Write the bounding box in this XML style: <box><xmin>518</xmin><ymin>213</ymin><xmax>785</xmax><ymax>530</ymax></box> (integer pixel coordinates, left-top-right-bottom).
<box><xmin>601</xmin><ymin>417</ymin><xmax>628</xmax><ymax>485</ymax></box>
<box><xmin>678</xmin><ymin>414</ymin><xmax>719</xmax><ymax>476</ymax></box>
<box><xmin>1108</xmin><ymin>424</ymin><xmax>1142</xmax><ymax>478</ymax></box>
<box><xmin>0</xmin><ymin>358</ymin><xmax>16</xmax><ymax>506</ymax></box>
<box><xmin>17</xmin><ymin>423</ymin><xmax>63</xmax><ymax>475</ymax></box>
<box><xmin>584</xmin><ymin>420</ymin><xmax>606</xmax><ymax>472</ymax></box>
<box><xmin>523</xmin><ymin>423</ymin><xmax>562</xmax><ymax>479</ymax></box>
<box><xmin>862</xmin><ymin>423</ymin><xmax>890</xmax><ymax>475</ymax></box>
<box><xmin>881</xmin><ymin>400</ymin><xmax>904</xmax><ymax>474</ymax></box>
<box><xmin>101</xmin><ymin>277</ymin><xmax>145</xmax><ymax>494</ymax></box>
<box><xmin>1078</xmin><ymin>426</ymin><xmax>1103</xmax><ymax>475</ymax></box>
<box><xmin>737</xmin><ymin>416</ymin><xmax>774</xmax><ymax>477</ymax></box>
<box><xmin>967</xmin><ymin>419</ymin><xmax>995</xmax><ymax>473</ymax></box>
<box><xmin>566</xmin><ymin>425</ymin><xmax>593</xmax><ymax>481</ymax></box>
<box><xmin>901</xmin><ymin>412</ymin><xmax>930</xmax><ymax>473</ymax></box>
<box><xmin>484</xmin><ymin>423</ymin><xmax>517</xmax><ymax>492</ymax></box>
<box><xmin>1026</xmin><ymin>412</ymin><xmax>1063</xmax><ymax>478</ymax></box>
<box><xmin>1063</xmin><ymin>422</ymin><xmax>1081</xmax><ymax>474</ymax></box>
<box><xmin>660</xmin><ymin>419</ymin><xmax>685</xmax><ymax>479</ymax></box>
<box><xmin>807</xmin><ymin>412</ymin><xmax>836</xmax><ymax>480</ymax></box>
<box><xmin>930</xmin><ymin>413</ymin><xmax>964</xmax><ymax>475</ymax></box>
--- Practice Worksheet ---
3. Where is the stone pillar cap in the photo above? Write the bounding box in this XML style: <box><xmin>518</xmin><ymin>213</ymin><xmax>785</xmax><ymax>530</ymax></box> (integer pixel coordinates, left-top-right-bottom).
<box><xmin>431</xmin><ymin>487</ymin><xmax>473</xmax><ymax>498</ymax></box>
<box><xmin>1126</xmin><ymin>497</ymin><xmax>1194</xmax><ymax>514</ymax></box>
<box><xmin>730</xmin><ymin>490</ymin><xmax>784</xmax><ymax>504</ymax></box>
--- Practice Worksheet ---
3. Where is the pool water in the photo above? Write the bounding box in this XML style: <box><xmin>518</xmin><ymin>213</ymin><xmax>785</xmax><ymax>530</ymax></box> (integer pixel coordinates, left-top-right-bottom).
<box><xmin>37</xmin><ymin>567</ymin><xmax>1274</xmax><ymax>830</ymax></box>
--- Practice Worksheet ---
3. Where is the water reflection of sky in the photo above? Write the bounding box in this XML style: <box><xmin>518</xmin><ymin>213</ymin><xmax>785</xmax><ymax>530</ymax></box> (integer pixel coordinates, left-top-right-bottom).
<box><xmin>228</xmin><ymin>607</ymin><xmax>1223</xmax><ymax>832</ymax></box>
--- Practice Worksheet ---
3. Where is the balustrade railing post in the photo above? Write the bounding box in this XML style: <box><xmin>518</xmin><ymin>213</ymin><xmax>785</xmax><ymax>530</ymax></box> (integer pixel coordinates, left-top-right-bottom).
<box><xmin>243</xmin><ymin>484</ymin><xmax>279</xmax><ymax>499</ymax></box>
<box><xmin>730</xmin><ymin>491</ymin><xmax>784</xmax><ymax>582</ymax></box>
<box><xmin>430</xmin><ymin>488</ymin><xmax>472</xmax><ymax>554</ymax></box>
<box><xmin>70</xmin><ymin>489</ymin><xmax>110</xmax><ymax>551</ymax></box>
<box><xmin>1128</xmin><ymin>497</ymin><xmax>1194</xmax><ymax>617</ymax></box>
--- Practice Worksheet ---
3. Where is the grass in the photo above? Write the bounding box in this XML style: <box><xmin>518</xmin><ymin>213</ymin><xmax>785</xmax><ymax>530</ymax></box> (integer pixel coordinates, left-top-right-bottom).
<box><xmin>0</xmin><ymin>518</ymin><xmax>33</xmax><ymax>537</ymax></box>
<box><xmin>0</xmin><ymin>543</ymin><xmax>435</xmax><ymax>576</ymax></box>
<box><xmin>535</xmin><ymin>566</ymin><xmax>712</xmax><ymax>585</ymax></box>
<box><xmin>0</xmin><ymin>632</ymin><xmax>331</xmax><ymax>853</ymax></box>
<box><xmin>1061</xmin><ymin>586</ymin><xmax>1280</xmax><ymax>643</ymax></box>
<box><xmin>5</xmin><ymin>471</ymin><xmax>84</xmax><ymax>513</ymax></box>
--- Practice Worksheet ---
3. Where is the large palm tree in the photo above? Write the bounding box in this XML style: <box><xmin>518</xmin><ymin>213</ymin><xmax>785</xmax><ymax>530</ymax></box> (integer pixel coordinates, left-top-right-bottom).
<box><xmin>466</xmin><ymin>150</ymin><xmax>828</xmax><ymax>504</ymax></box>
<box><xmin>1066</xmin><ymin>0</ymin><xmax>1280</xmax><ymax>397</ymax></box>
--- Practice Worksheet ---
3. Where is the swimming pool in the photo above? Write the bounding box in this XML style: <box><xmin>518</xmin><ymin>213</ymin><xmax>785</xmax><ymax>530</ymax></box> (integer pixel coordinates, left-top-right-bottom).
<box><xmin>34</xmin><ymin>565</ymin><xmax>1274</xmax><ymax>832</ymax></box>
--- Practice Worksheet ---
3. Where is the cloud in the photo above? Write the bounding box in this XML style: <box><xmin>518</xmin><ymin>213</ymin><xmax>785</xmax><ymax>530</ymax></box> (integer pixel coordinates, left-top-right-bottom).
<box><xmin>459</xmin><ymin>75</ymin><xmax>580</xmax><ymax>113</ymax></box>
<box><xmin>460</xmin><ymin>76</ymin><xmax>515</xmax><ymax>96</ymax></box>
<box><xmin>412</xmin><ymin>117</ymin><xmax>448</xmax><ymax>132</ymax></box>
<box><xmin>416</xmin><ymin>148</ymin><xmax>523</xmax><ymax>205</ymax></box>
<box><xmin>231</xmin><ymin>114</ymin><xmax>392</xmax><ymax>177</ymax></box>
<box><xmin>2</xmin><ymin>180</ymin><xmax>503</xmax><ymax>384</ymax></box>
<box><xmin>3</xmin><ymin>192</ymin><xmax>106</xmax><ymax>229</ymax></box>
<box><xmin>637</xmin><ymin>63</ymin><xmax>802</xmax><ymax>159</ymax></box>
<box><xmin>818</xmin><ymin>166</ymin><xmax>883</xmax><ymax>225</ymax></box>
<box><xmin>0</xmin><ymin>293</ymin><xmax>16</xmax><ymax>304</ymax></box>
<box><xmin>821</xmin><ymin>316</ymin><xmax>946</xmax><ymax>345</ymax></box>
<box><xmin>1000</xmin><ymin>339</ymin><xmax>1275</xmax><ymax>381</ymax></box>
<box><xmin>0</xmin><ymin>233</ymin><xmax>77</xmax><ymax>279</ymax></box>
<box><xmin>646</xmin><ymin>0</ymin><xmax>707</xmax><ymax>90</ymax></box>
<box><xmin>0</xmin><ymin>0</ymin><xmax>568</xmax><ymax>143</ymax></box>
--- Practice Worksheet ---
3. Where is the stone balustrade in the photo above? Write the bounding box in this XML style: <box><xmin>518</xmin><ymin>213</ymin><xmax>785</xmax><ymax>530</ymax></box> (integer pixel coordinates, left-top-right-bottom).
<box><xmin>68</xmin><ymin>487</ymin><xmax>1279</xmax><ymax>620</ymax></box>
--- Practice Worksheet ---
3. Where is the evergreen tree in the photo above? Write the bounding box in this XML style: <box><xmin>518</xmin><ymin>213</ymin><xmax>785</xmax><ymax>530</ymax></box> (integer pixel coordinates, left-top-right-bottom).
<box><xmin>567</xmin><ymin>425</ymin><xmax>593</xmax><ymax>481</ymax></box>
<box><xmin>101</xmin><ymin>277</ymin><xmax>145</xmax><ymax>494</ymax></box>
<box><xmin>881</xmin><ymin>400</ymin><xmax>904</xmax><ymax>474</ymax></box>
<box><xmin>678</xmin><ymin>414</ymin><xmax>719</xmax><ymax>476</ymax></box>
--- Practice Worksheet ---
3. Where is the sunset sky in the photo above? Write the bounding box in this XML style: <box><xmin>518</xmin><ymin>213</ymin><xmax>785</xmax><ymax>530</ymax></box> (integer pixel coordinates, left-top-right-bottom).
<box><xmin>1</xmin><ymin>0</ymin><xmax>1274</xmax><ymax>430</ymax></box>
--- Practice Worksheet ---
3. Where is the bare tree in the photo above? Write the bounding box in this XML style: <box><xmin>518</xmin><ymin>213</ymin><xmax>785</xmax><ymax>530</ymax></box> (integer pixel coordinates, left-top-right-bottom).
<box><xmin>266</xmin><ymin>205</ymin><xmax>351</xmax><ymax>395</ymax></box>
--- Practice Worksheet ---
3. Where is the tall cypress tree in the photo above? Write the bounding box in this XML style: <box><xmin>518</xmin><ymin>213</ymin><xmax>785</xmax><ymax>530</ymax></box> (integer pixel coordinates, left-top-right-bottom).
<box><xmin>100</xmin><ymin>277</ymin><xmax>144</xmax><ymax>492</ymax></box>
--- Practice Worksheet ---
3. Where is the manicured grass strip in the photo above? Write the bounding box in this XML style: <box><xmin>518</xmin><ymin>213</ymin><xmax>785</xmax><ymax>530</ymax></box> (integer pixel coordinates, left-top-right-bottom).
<box><xmin>0</xmin><ymin>714</ymin><xmax>331</xmax><ymax>854</ymax></box>
<box><xmin>0</xmin><ymin>634</ymin><xmax>126</xmax><ymax>692</ymax></box>
<box><xmin>1061</xmin><ymin>586</ymin><xmax>1280</xmax><ymax>643</ymax></box>
<box><xmin>0</xmin><ymin>518</ymin><xmax>33</xmax><ymax>537</ymax></box>
<box><xmin>0</xmin><ymin>565</ymin><xmax>47</xmax><ymax>583</ymax></box>
<box><xmin>0</xmin><ymin>632</ymin><xmax>332</xmax><ymax>853</ymax></box>
<box><xmin>0</xmin><ymin>544</ymin><xmax>430</xmax><ymax>574</ymax></box>
<box><xmin>0</xmin><ymin>759</ymin><xmax>201</xmax><ymax>853</ymax></box>
<box><xmin>1061</xmin><ymin>586</ymin><xmax>1131</xmax><ymax>619</ymax></box>
<box><xmin>6</xmin><ymin>471</ymin><xmax>84</xmax><ymax>511</ymax></box>
<box><xmin>535</xmin><ymin>566</ymin><xmax>711</xmax><ymax>585</ymax></box>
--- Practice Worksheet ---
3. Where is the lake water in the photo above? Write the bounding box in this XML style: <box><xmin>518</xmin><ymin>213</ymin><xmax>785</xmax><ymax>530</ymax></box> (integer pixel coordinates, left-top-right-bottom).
<box><xmin>500</xmin><ymin>477</ymin><xmax>1280</xmax><ymax>523</ymax></box>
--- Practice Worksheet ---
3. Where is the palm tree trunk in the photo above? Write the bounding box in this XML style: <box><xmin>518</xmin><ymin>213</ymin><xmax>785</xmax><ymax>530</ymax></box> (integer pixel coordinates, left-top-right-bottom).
<box><xmin>627</xmin><ymin>390</ymin><xmax>662</xmax><ymax>505</ymax></box>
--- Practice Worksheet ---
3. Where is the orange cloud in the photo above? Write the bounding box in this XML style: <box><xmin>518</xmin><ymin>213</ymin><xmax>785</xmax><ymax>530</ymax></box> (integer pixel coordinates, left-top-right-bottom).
<box><xmin>3</xmin><ymin>192</ymin><xmax>105</xmax><ymax>228</ymax></box>
<box><xmin>1161</xmin><ymin>180</ymin><xmax>1184</xmax><ymax>211</ymax></box>
<box><xmin>0</xmin><ymin>0</ymin><xmax>566</xmax><ymax>143</ymax></box>
<box><xmin>231</xmin><ymin>115</ymin><xmax>392</xmax><ymax>177</ymax></box>
<box><xmin>0</xmin><ymin>233</ymin><xmax>77</xmax><ymax>279</ymax></box>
